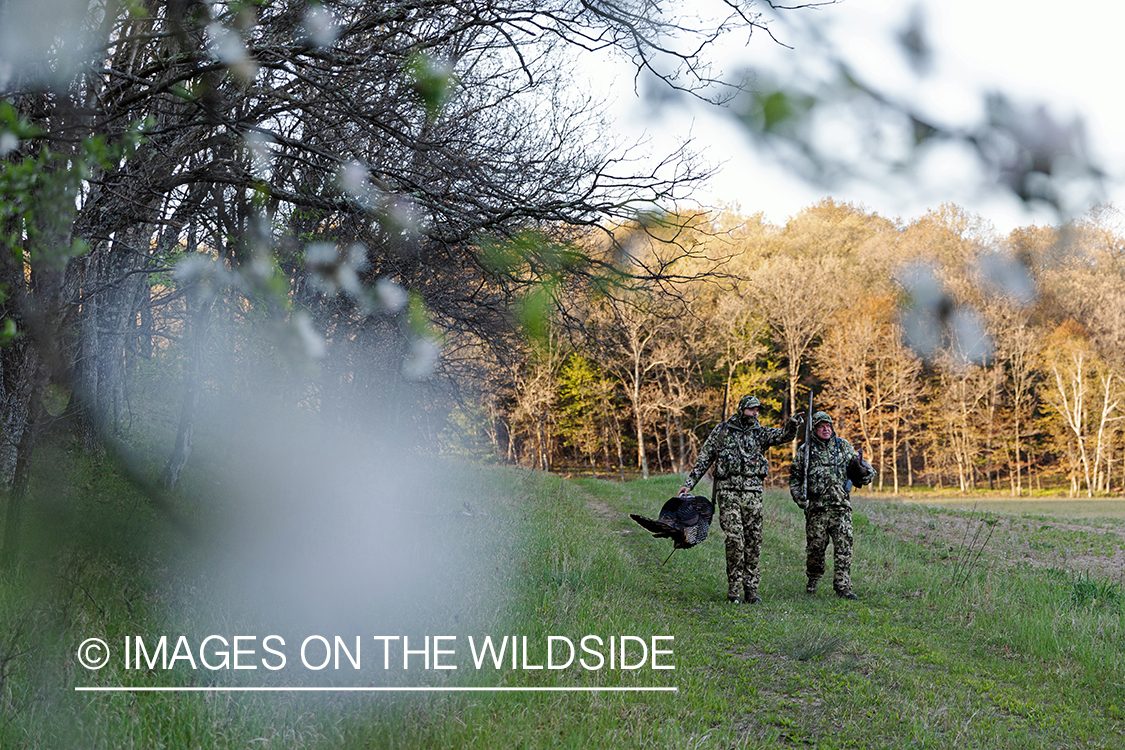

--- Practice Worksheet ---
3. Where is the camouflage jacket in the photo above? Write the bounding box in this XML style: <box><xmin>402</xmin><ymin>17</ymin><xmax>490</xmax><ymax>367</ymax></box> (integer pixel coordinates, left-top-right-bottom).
<box><xmin>684</xmin><ymin>414</ymin><xmax>801</xmax><ymax>491</ymax></box>
<box><xmin>789</xmin><ymin>434</ymin><xmax>875</xmax><ymax>511</ymax></box>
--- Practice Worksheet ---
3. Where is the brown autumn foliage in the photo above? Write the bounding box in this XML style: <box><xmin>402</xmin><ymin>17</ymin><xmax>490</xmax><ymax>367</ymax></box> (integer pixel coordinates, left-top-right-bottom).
<box><xmin>494</xmin><ymin>201</ymin><xmax>1125</xmax><ymax>499</ymax></box>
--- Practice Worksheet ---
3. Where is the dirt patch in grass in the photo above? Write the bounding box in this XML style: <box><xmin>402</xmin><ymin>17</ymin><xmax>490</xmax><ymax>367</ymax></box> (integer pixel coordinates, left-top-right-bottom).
<box><xmin>585</xmin><ymin>497</ymin><xmax>624</xmax><ymax>523</ymax></box>
<box><xmin>855</xmin><ymin>498</ymin><xmax>1125</xmax><ymax>581</ymax></box>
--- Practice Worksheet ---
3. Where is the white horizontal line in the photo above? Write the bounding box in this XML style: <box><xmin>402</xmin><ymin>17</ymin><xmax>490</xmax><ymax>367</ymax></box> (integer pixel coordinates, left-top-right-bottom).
<box><xmin>75</xmin><ymin>686</ymin><xmax>678</xmax><ymax>693</ymax></box>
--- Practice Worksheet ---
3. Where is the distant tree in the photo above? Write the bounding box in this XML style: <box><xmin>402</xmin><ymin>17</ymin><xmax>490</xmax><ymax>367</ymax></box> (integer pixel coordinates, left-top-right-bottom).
<box><xmin>557</xmin><ymin>353</ymin><xmax>621</xmax><ymax>475</ymax></box>
<box><xmin>748</xmin><ymin>251</ymin><xmax>847</xmax><ymax>417</ymax></box>
<box><xmin>1041</xmin><ymin>320</ymin><xmax>1123</xmax><ymax>497</ymax></box>
<box><xmin>648</xmin><ymin>325</ymin><xmax>708</xmax><ymax>474</ymax></box>
<box><xmin>704</xmin><ymin>292</ymin><xmax>768</xmax><ymax>417</ymax></box>
<box><xmin>931</xmin><ymin>348</ymin><xmax>996</xmax><ymax>493</ymax></box>
<box><xmin>1035</xmin><ymin>216</ymin><xmax>1125</xmax><ymax>495</ymax></box>
<box><xmin>981</xmin><ymin>290</ymin><xmax>1042</xmax><ymax>496</ymax></box>
<box><xmin>509</xmin><ymin>330</ymin><xmax>569</xmax><ymax>471</ymax></box>
<box><xmin>587</xmin><ymin>287</ymin><xmax>680</xmax><ymax>479</ymax></box>
<box><xmin>817</xmin><ymin>294</ymin><xmax>921</xmax><ymax>492</ymax></box>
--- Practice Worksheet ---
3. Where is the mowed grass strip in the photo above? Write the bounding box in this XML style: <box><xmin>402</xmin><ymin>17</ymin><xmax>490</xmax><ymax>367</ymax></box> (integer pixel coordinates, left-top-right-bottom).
<box><xmin>585</xmin><ymin>476</ymin><xmax>1125</xmax><ymax>749</ymax></box>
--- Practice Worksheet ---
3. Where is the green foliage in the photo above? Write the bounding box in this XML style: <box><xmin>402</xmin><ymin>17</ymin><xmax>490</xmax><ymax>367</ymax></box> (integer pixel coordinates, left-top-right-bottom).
<box><xmin>0</xmin><ymin>317</ymin><xmax>19</xmax><ymax>345</ymax></box>
<box><xmin>122</xmin><ymin>0</ymin><xmax>149</xmax><ymax>19</ymax></box>
<box><xmin>478</xmin><ymin>230</ymin><xmax>602</xmax><ymax>351</ymax></box>
<box><xmin>0</xmin><ymin>143</ymin><xmax>84</xmax><ymax>267</ymax></box>
<box><xmin>405</xmin><ymin>51</ymin><xmax>458</xmax><ymax>120</ymax></box>
<box><xmin>1069</xmin><ymin>572</ymin><xmax>1122</xmax><ymax>613</ymax></box>
<box><xmin>406</xmin><ymin>291</ymin><xmax>438</xmax><ymax>342</ymax></box>
<box><xmin>728</xmin><ymin>362</ymin><xmax>785</xmax><ymax>416</ymax></box>
<box><xmin>0</xmin><ymin>100</ymin><xmax>40</xmax><ymax>140</ymax></box>
<box><xmin>439</xmin><ymin>400</ymin><xmax>500</xmax><ymax>461</ymax></box>
<box><xmin>515</xmin><ymin>281</ymin><xmax>556</xmax><ymax>348</ymax></box>
<box><xmin>0</xmin><ymin>103</ymin><xmax>146</xmax><ymax>339</ymax></box>
<box><xmin>556</xmin><ymin>354</ymin><xmax>617</xmax><ymax>463</ymax></box>
<box><xmin>743</xmin><ymin>89</ymin><xmax>815</xmax><ymax>134</ymax></box>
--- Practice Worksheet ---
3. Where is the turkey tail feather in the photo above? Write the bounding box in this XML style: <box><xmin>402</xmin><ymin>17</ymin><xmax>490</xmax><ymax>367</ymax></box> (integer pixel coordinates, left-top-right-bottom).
<box><xmin>629</xmin><ymin>513</ymin><xmax>676</xmax><ymax>538</ymax></box>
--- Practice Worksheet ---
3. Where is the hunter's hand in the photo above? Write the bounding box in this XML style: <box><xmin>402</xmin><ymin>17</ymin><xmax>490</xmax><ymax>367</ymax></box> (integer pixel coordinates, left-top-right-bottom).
<box><xmin>678</xmin><ymin>485</ymin><xmax>690</xmax><ymax>497</ymax></box>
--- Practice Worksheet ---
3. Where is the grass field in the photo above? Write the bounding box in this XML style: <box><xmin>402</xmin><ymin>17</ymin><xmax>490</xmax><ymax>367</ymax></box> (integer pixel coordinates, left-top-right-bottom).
<box><xmin>4</xmin><ymin>449</ymin><xmax>1125</xmax><ymax>748</ymax></box>
<box><xmin>899</xmin><ymin>496</ymin><xmax>1125</xmax><ymax>519</ymax></box>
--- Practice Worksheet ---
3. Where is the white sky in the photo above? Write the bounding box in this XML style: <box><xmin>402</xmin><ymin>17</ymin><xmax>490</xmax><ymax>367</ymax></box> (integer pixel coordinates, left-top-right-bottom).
<box><xmin>598</xmin><ymin>0</ymin><xmax>1125</xmax><ymax>234</ymax></box>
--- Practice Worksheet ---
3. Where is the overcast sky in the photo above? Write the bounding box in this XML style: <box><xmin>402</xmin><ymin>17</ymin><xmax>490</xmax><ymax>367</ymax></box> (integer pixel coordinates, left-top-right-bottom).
<box><xmin>598</xmin><ymin>0</ymin><xmax>1125</xmax><ymax>234</ymax></box>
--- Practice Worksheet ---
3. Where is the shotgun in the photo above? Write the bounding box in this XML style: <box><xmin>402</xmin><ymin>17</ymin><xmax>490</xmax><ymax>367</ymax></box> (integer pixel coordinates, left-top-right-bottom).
<box><xmin>802</xmin><ymin>389</ymin><xmax>813</xmax><ymax>506</ymax></box>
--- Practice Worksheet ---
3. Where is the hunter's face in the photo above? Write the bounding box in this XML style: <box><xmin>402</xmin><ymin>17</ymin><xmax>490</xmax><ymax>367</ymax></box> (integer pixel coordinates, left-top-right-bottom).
<box><xmin>815</xmin><ymin>422</ymin><xmax>833</xmax><ymax>440</ymax></box>
<box><xmin>742</xmin><ymin>406</ymin><xmax>760</xmax><ymax>418</ymax></box>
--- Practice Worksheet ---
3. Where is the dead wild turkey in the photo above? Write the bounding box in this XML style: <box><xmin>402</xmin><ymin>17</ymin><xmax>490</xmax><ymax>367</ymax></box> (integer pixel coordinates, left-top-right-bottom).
<box><xmin>629</xmin><ymin>495</ymin><xmax>715</xmax><ymax>565</ymax></box>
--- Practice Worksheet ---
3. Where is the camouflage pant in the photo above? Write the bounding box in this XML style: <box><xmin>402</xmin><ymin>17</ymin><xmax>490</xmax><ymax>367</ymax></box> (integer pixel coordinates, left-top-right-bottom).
<box><xmin>715</xmin><ymin>486</ymin><xmax>764</xmax><ymax>600</ymax></box>
<box><xmin>805</xmin><ymin>507</ymin><xmax>853</xmax><ymax>594</ymax></box>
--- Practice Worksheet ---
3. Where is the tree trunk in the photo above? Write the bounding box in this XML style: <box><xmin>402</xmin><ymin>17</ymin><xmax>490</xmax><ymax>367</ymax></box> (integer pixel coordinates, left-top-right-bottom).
<box><xmin>632</xmin><ymin>393</ymin><xmax>648</xmax><ymax>479</ymax></box>
<box><xmin>676</xmin><ymin>413</ymin><xmax>686</xmax><ymax>474</ymax></box>
<box><xmin>603</xmin><ymin>425</ymin><xmax>612</xmax><ymax>478</ymax></box>
<box><xmin>905</xmin><ymin>438</ymin><xmax>913</xmax><ymax>487</ymax></box>
<box><xmin>73</xmin><ymin>228</ymin><xmax>151</xmax><ymax>446</ymax></box>
<box><xmin>664</xmin><ymin>411</ymin><xmax>674</xmax><ymax>474</ymax></box>
<box><xmin>1</xmin><ymin>363</ymin><xmax>45</xmax><ymax>567</ymax></box>
<box><xmin>1017</xmin><ymin>407</ymin><xmax>1026</xmax><ymax>494</ymax></box>
<box><xmin>612</xmin><ymin>410</ymin><xmax>626</xmax><ymax>482</ymax></box>
<box><xmin>0</xmin><ymin>258</ymin><xmax>66</xmax><ymax>565</ymax></box>
<box><xmin>891</xmin><ymin>411</ymin><xmax>899</xmax><ymax>495</ymax></box>
<box><xmin>161</xmin><ymin>282</ymin><xmax>215</xmax><ymax>490</ymax></box>
<box><xmin>540</xmin><ymin>413</ymin><xmax>549</xmax><ymax>472</ymax></box>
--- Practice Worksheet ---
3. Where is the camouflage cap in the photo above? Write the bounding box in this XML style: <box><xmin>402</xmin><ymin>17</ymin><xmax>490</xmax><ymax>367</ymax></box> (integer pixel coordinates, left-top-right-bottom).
<box><xmin>811</xmin><ymin>411</ymin><xmax>833</xmax><ymax>427</ymax></box>
<box><xmin>737</xmin><ymin>395</ymin><xmax>761</xmax><ymax>411</ymax></box>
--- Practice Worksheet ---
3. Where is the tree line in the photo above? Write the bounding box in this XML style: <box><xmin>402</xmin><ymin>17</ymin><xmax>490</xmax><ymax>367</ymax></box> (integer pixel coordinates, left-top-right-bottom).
<box><xmin>475</xmin><ymin>201</ymin><xmax>1125</xmax><ymax>498</ymax></box>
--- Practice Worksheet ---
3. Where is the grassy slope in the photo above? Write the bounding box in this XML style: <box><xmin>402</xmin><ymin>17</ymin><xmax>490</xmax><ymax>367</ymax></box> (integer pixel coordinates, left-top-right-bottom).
<box><xmin>4</xmin><ymin>452</ymin><xmax>1125</xmax><ymax>749</ymax></box>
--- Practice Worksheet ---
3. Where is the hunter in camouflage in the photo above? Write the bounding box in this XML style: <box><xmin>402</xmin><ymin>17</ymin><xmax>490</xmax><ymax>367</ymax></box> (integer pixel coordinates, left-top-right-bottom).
<box><xmin>789</xmin><ymin>411</ymin><xmax>875</xmax><ymax>599</ymax></box>
<box><xmin>679</xmin><ymin>395</ymin><xmax>804</xmax><ymax>604</ymax></box>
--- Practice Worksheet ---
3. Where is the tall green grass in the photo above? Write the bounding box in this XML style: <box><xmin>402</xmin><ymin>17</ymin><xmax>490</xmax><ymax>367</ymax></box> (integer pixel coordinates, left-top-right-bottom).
<box><xmin>4</xmin><ymin>448</ymin><xmax>1125</xmax><ymax>748</ymax></box>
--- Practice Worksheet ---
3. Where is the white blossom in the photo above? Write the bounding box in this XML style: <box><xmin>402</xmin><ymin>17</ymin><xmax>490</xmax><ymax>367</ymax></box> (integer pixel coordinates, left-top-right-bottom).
<box><xmin>302</xmin><ymin>6</ymin><xmax>340</xmax><ymax>49</ymax></box>
<box><xmin>384</xmin><ymin>195</ymin><xmax>425</xmax><ymax>239</ymax></box>
<box><xmin>898</xmin><ymin>262</ymin><xmax>945</xmax><ymax>359</ymax></box>
<box><xmin>305</xmin><ymin>242</ymin><xmax>366</xmax><ymax>297</ymax></box>
<box><xmin>976</xmin><ymin>252</ymin><xmax>1036</xmax><ymax>306</ymax></box>
<box><xmin>206</xmin><ymin>23</ymin><xmax>259</xmax><ymax>82</ymax></box>
<box><xmin>292</xmin><ymin>310</ymin><xmax>326</xmax><ymax>359</ymax></box>
<box><xmin>402</xmin><ymin>338</ymin><xmax>440</xmax><ymax>380</ymax></box>
<box><xmin>173</xmin><ymin>254</ymin><xmax>238</xmax><ymax>290</ymax></box>
<box><xmin>243</xmin><ymin>131</ymin><xmax>276</xmax><ymax>179</ymax></box>
<box><xmin>375</xmin><ymin>278</ymin><xmax>408</xmax><ymax>313</ymax></box>
<box><xmin>0</xmin><ymin>131</ymin><xmax>17</xmax><ymax>157</ymax></box>
<box><xmin>336</xmin><ymin>160</ymin><xmax>380</xmax><ymax>213</ymax></box>
<box><xmin>950</xmin><ymin>307</ymin><xmax>992</xmax><ymax>365</ymax></box>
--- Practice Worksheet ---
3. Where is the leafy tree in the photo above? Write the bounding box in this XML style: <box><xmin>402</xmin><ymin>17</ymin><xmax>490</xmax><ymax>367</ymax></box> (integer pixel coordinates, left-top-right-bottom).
<box><xmin>556</xmin><ymin>353</ymin><xmax>619</xmax><ymax>474</ymax></box>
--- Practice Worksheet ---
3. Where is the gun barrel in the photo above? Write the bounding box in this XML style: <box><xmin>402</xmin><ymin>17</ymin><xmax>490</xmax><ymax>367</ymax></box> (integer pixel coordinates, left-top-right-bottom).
<box><xmin>802</xmin><ymin>390</ymin><xmax>813</xmax><ymax>500</ymax></box>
